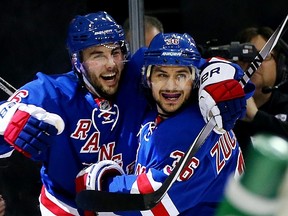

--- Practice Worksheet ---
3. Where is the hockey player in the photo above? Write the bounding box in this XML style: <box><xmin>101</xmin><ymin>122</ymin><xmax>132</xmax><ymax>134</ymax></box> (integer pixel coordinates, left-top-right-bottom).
<box><xmin>76</xmin><ymin>33</ymin><xmax>255</xmax><ymax>215</ymax></box>
<box><xmin>0</xmin><ymin>11</ymin><xmax>148</xmax><ymax>215</ymax></box>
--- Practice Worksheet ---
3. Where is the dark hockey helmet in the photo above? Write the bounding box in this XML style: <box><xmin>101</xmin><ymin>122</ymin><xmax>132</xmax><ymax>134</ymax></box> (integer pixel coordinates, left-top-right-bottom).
<box><xmin>66</xmin><ymin>11</ymin><xmax>129</xmax><ymax>74</ymax></box>
<box><xmin>143</xmin><ymin>32</ymin><xmax>201</xmax><ymax>87</ymax></box>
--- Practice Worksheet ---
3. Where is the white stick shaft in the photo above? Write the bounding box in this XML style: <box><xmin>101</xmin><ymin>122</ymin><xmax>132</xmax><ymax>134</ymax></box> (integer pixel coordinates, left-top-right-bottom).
<box><xmin>0</xmin><ymin>77</ymin><xmax>17</xmax><ymax>96</ymax></box>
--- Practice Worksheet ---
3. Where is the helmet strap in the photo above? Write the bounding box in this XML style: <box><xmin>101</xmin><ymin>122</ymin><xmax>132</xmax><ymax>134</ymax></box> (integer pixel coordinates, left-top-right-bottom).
<box><xmin>72</xmin><ymin>52</ymin><xmax>103</xmax><ymax>98</ymax></box>
<box><xmin>82</xmin><ymin>74</ymin><xmax>102</xmax><ymax>98</ymax></box>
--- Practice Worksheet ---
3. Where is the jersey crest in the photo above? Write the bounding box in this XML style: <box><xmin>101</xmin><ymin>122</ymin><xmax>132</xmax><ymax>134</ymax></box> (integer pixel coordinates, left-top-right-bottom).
<box><xmin>93</xmin><ymin>98</ymin><xmax>119</xmax><ymax>131</ymax></box>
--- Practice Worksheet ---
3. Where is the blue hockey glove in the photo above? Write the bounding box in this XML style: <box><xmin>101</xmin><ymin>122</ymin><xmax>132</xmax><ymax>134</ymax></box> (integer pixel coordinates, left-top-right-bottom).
<box><xmin>199</xmin><ymin>58</ymin><xmax>247</xmax><ymax>134</ymax></box>
<box><xmin>0</xmin><ymin>101</ymin><xmax>64</xmax><ymax>159</ymax></box>
<box><xmin>75</xmin><ymin>160</ymin><xmax>124</xmax><ymax>192</ymax></box>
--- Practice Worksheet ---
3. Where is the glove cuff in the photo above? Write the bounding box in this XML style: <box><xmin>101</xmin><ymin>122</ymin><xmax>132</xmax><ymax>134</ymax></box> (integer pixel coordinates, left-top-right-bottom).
<box><xmin>0</xmin><ymin>102</ymin><xmax>21</xmax><ymax>134</ymax></box>
<box><xmin>76</xmin><ymin>160</ymin><xmax>125</xmax><ymax>192</ymax></box>
<box><xmin>94</xmin><ymin>161</ymin><xmax>124</xmax><ymax>191</ymax></box>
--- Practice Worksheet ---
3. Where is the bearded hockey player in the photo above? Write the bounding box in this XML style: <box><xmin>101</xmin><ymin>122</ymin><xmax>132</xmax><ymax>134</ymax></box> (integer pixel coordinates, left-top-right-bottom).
<box><xmin>0</xmin><ymin>11</ymin><xmax>148</xmax><ymax>215</ymax></box>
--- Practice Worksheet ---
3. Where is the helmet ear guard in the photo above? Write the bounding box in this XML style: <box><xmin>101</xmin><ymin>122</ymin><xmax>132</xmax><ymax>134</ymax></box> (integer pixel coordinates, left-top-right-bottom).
<box><xmin>142</xmin><ymin>32</ymin><xmax>201</xmax><ymax>88</ymax></box>
<box><xmin>71</xmin><ymin>53</ymin><xmax>84</xmax><ymax>74</ymax></box>
<box><xmin>142</xmin><ymin>65</ymin><xmax>153</xmax><ymax>88</ymax></box>
<box><xmin>189</xmin><ymin>66</ymin><xmax>196</xmax><ymax>81</ymax></box>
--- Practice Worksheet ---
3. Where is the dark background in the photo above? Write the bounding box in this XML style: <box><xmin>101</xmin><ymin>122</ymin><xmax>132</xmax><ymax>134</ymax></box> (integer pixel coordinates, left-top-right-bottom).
<box><xmin>0</xmin><ymin>0</ymin><xmax>287</xmax><ymax>98</ymax></box>
<box><xmin>0</xmin><ymin>1</ymin><xmax>287</xmax><ymax>215</ymax></box>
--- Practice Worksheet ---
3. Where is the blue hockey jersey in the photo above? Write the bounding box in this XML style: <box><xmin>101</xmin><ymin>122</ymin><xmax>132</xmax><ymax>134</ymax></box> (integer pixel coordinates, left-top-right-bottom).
<box><xmin>0</xmin><ymin>47</ymin><xmax>148</xmax><ymax>215</ymax></box>
<box><xmin>105</xmin><ymin>103</ymin><xmax>244</xmax><ymax>216</ymax></box>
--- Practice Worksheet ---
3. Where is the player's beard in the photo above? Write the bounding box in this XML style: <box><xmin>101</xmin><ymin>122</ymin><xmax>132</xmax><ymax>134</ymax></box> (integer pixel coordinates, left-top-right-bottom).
<box><xmin>155</xmin><ymin>94</ymin><xmax>191</xmax><ymax>118</ymax></box>
<box><xmin>87</xmin><ymin>69</ymin><xmax>121</xmax><ymax>99</ymax></box>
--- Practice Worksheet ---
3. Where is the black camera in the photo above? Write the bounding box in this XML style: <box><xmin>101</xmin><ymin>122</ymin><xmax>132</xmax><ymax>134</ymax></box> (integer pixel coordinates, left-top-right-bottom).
<box><xmin>198</xmin><ymin>41</ymin><xmax>258</xmax><ymax>62</ymax></box>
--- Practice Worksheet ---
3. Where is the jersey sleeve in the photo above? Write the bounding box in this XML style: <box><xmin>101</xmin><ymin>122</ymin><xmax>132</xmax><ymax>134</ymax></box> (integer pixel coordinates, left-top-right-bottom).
<box><xmin>7</xmin><ymin>72</ymin><xmax>77</xmax><ymax>107</ymax></box>
<box><xmin>0</xmin><ymin>71</ymin><xmax>76</xmax><ymax>158</ymax></box>
<box><xmin>101</xmin><ymin>91</ymin><xmax>242</xmax><ymax>216</ymax></box>
<box><xmin>104</xmin><ymin>130</ymin><xmax>243</xmax><ymax>216</ymax></box>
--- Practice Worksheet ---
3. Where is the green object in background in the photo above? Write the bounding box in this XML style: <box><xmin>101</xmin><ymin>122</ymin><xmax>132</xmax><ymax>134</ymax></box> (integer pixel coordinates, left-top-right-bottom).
<box><xmin>215</xmin><ymin>134</ymin><xmax>288</xmax><ymax>216</ymax></box>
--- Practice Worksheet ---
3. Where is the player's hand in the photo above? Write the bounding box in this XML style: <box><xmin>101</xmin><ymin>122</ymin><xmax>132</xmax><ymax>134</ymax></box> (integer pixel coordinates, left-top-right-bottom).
<box><xmin>0</xmin><ymin>101</ymin><xmax>65</xmax><ymax>159</ymax></box>
<box><xmin>241</xmin><ymin>97</ymin><xmax>258</xmax><ymax>122</ymax></box>
<box><xmin>76</xmin><ymin>160</ymin><xmax>124</xmax><ymax>192</ymax></box>
<box><xmin>198</xmin><ymin>57</ymin><xmax>246</xmax><ymax>134</ymax></box>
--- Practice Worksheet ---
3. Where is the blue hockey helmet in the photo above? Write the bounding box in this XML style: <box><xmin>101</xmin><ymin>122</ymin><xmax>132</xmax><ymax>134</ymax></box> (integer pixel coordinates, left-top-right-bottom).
<box><xmin>67</xmin><ymin>11</ymin><xmax>128</xmax><ymax>54</ymax></box>
<box><xmin>66</xmin><ymin>11</ymin><xmax>129</xmax><ymax>75</ymax></box>
<box><xmin>143</xmin><ymin>32</ymin><xmax>201</xmax><ymax>87</ymax></box>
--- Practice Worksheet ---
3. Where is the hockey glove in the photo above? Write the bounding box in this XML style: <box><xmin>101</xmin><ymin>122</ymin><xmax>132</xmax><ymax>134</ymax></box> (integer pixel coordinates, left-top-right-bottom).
<box><xmin>75</xmin><ymin>160</ymin><xmax>124</xmax><ymax>192</ymax></box>
<box><xmin>0</xmin><ymin>101</ymin><xmax>64</xmax><ymax>159</ymax></box>
<box><xmin>199</xmin><ymin>58</ymin><xmax>246</xmax><ymax>134</ymax></box>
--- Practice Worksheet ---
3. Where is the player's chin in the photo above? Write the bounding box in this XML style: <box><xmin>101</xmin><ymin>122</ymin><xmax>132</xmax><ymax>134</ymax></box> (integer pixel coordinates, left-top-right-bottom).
<box><xmin>250</xmin><ymin>72</ymin><xmax>263</xmax><ymax>82</ymax></box>
<box><xmin>104</xmin><ymin>87</ymin><xmax>118</xmax><ymax>96</ymax></box>
<box><xmin>162</xmin><ymin>102</ymin><xmax>182</xmax><ymax>113</ymax></box>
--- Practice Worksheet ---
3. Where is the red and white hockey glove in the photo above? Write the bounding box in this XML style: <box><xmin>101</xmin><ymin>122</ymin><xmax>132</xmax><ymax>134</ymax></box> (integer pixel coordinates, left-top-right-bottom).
<box><xmin>199</xmin><ymin>58</ymin><xmax>247</xmax><ymax>134</ymax></box>
<box><xmin>0</xmin><ymin>101</ymin><xmax>64</xmax><ymax>159</ymax></box>
<box><xmin>75</xmin><ymin>160</ymin><xmax>124</xmax><ymax>193</ymax></box>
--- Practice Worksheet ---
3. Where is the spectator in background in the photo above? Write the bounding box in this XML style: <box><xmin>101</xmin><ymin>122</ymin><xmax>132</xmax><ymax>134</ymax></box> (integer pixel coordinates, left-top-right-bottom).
<box><xmin>233</xmin><ymin>26</ymin><xmax>288</xmax><ymax>160</ymax></box>
<box><xmin>123</xmin><ymin>15</ymin><xmax>164</xmax><ymax>46</ymax></box>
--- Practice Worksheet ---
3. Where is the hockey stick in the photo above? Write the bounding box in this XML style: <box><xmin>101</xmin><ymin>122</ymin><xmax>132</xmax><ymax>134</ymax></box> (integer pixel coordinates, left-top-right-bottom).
<box><xmin>76</xmin><ymin>14</ymin><xmax>288</xmax><ymax>212</ymax></box>
<box><xmin>0</xmin><ymin>77</ymin><xmax>17</xmax><ymax>96</ymax></box>
<box><xmin>77</xmin><ymin>117</ymin><xmax>216</xmax><ymax>212</ymax></box>
<box><xmin>240</xmin><ymin>15</ymin><xmax>288</xmax><ymax>87</ymax></box>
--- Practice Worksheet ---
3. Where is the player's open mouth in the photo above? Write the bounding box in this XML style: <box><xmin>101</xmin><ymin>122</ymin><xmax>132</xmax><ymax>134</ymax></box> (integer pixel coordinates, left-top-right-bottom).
<box><xmin>161</xmin><ymin>92</ymin><xmax>181</xmax><ymax>101</ymax></box>
<box><xmin>101</xmin><ymin>72</ymin><xmax>116</xmax><ymax>80</ymax></box>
